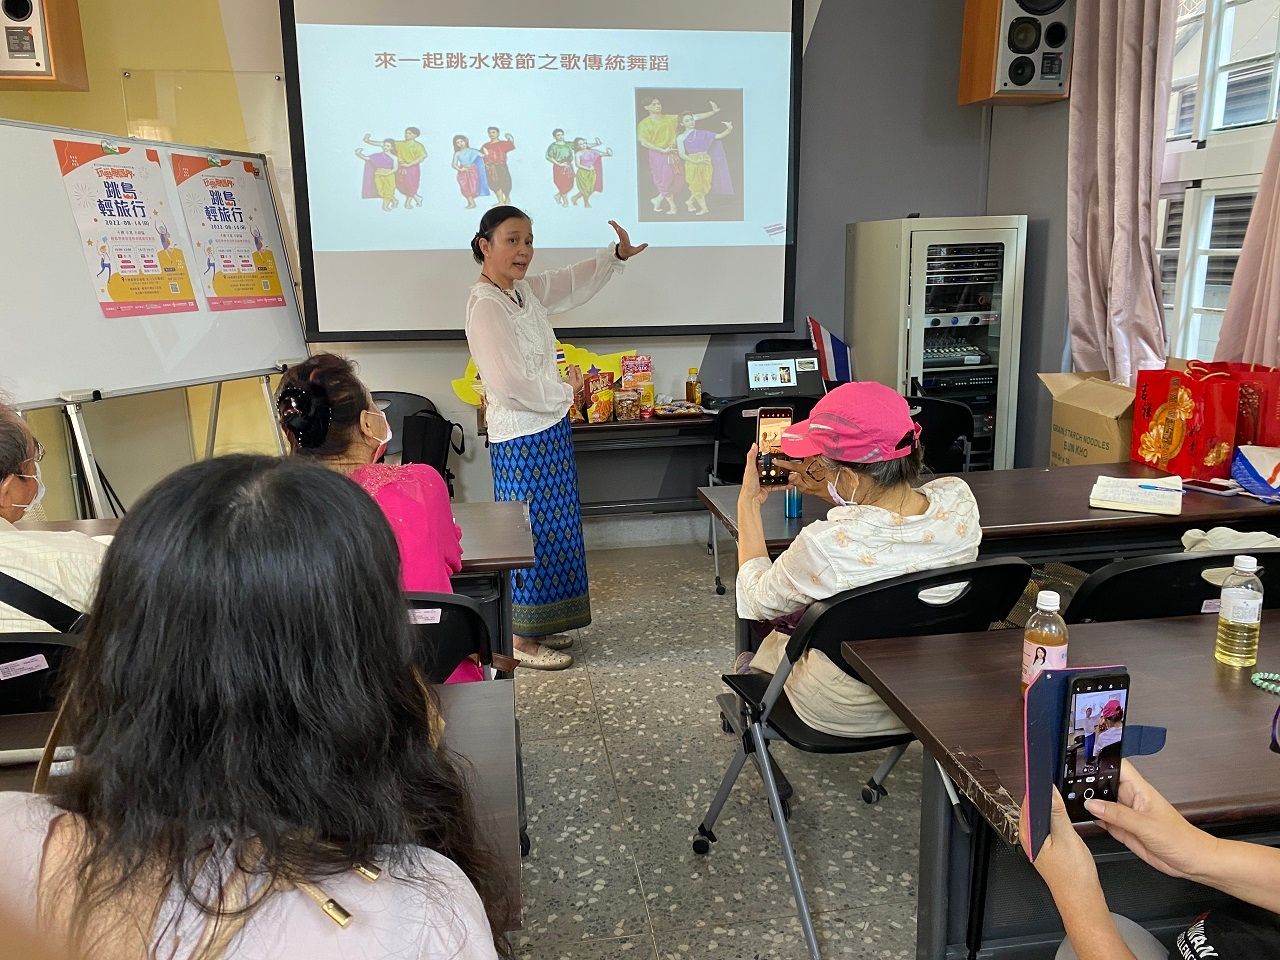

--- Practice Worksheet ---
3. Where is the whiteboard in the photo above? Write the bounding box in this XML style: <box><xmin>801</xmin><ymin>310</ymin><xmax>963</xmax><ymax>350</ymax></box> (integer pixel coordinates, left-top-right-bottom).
<box><xmin>0</xmin><ymin>119</ymin><xmax>308</xmax><ymax>409</ymax></box>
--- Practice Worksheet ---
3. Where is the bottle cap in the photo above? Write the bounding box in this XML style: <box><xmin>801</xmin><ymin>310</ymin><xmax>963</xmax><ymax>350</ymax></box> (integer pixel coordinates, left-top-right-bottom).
<box><xmin>1234</xmin><ymin>555</ymin><xmax>1258</xmax><ymax>573</ymax></box>
<box><xmin>1036</xmin><ymin>590</ymin><xmax>1060</xmax><ymax>612</ymax></box>
<box><xmin>688</xmin><ymin>367</ymin><xmax>698</xmax><ymax>375</ymax></box>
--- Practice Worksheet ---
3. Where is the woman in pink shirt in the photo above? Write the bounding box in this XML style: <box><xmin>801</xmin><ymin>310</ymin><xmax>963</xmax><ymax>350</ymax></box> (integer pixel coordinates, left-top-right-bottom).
<box><xmin>277</xmin><ymin>354</ymin><xmax>480</xmax><ymax>681</ymax></box>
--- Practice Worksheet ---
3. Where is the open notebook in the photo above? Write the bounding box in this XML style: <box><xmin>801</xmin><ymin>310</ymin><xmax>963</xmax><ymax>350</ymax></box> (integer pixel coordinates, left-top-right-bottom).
<box><xmin>1089</xmin><ymin>475</ymin><xmax>1183</xmax><ymax>516</ymax></box>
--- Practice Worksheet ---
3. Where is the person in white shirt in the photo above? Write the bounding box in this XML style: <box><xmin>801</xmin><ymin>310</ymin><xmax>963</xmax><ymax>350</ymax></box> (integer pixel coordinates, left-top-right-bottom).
<box><xmin>0</xmin><ymin>403</ymin><xmax>105</xmax><ymax>632</ymax></box>
<box><xmin>465</xmin><ymin>205</ymin><xmax>647</xmax><ymax>669</ymax></box>
<box><xmin>734</xmin><ymin>381</ymin><xmax>982</xmax><ymax>737</ymax></box>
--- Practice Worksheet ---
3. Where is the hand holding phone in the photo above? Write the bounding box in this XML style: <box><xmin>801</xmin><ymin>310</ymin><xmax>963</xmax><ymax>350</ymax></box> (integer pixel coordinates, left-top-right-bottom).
<box><xmin>756</xmin><ymin>407</ymin><xmax>794</xmax><ymax>486</ymax></box>
<box><xmin>1058</xmin><ymin>672</ymin><xmax>1130</xmax><ymax>822</ymax></box>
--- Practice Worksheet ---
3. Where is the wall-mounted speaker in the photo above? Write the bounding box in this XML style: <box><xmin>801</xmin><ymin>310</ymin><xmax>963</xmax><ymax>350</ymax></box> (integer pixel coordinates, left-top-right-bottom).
<box><xmin>0</xmin><ymin>0</ymin><xmax>87</xmax><ymax>91</ymax></box>
<box><xmin>959</xmin><ymin>0</ymin><xmax>1075</xmax><ymax>106</ymax></box>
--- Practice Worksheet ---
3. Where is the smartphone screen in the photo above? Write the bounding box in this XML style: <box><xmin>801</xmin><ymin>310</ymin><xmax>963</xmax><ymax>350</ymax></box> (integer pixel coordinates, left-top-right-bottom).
<box><xmin>1060</xmin><ymin>673</ymin><xmax>1130</xmax><ymax>822</ymax></box>
<box><xmin>756</xmin><ymin>408</ymin><xmax>793</xmax><ymax>485</ymax></box>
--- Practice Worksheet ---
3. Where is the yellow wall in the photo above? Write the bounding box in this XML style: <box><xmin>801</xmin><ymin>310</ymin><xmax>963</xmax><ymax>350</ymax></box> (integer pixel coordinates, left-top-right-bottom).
<box><xmin>1</xmin><ymin>2</ymin><xmax>282</xmax><ymax>515</ymax></box>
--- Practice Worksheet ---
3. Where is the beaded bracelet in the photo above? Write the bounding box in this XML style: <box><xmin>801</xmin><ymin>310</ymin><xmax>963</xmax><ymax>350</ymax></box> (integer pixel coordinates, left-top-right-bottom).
<box><xmin>1253</xmin><ymin>672</ymin><xmax>1280</xmax><ymax>695</ymax></box>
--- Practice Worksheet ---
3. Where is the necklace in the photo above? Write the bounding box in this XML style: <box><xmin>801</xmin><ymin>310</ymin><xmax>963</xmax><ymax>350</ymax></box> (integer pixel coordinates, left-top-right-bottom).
<box><xmin>481</xmin><ymin>273</ymin><xmax>522</xmax><ymax>307</ymax></box>
<box><xmin>1253</xmin><ymin>672</ymin><xmax>1280</xmax><ymax>695</ymax></box>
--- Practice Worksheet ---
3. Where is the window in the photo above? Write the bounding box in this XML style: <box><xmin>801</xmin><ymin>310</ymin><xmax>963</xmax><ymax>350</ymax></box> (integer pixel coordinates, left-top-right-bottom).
<box><xmin>1161</xmin><ymin>0</ymin><xmax>1271</xmax><ymax>360</ymax></box>
<box><xmin>1167</xmin><ymin>188</ymin><xmax>1257</xmax><ymax>360</ymax></box>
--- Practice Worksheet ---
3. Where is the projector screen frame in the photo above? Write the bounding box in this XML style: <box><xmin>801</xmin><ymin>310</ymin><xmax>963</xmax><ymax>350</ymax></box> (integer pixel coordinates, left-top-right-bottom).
<box><xmin>279</xmin><ymin>0</ymin><xmax>803</xmax><ymax>341</ymax></box>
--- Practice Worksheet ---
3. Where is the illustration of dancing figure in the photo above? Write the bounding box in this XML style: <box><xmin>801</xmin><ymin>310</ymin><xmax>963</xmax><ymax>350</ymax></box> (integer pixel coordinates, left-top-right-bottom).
<box><xmin>545</xmin><ymin>128</ymin><xmax>575</xmax><ymax>207</ymax></box>
<box><xmin>355</xmin><ymin>138</ymin><xmax>399</xmax><ymax>211</ymax></box>
<box><xmin>481</xmin><ymin>127</ymin><xmax>516</xmax><ymax>205</ymax></box>
<box><xmin>637</xmin><ymin>97</ymin><xmax>718</xmax><ymax>214</ymax></box>
<box><xmin>452</xmin><ymin>135</ymin><xmax>490</xmax><ymax>209</ymax></box>
<box><xmin>677</xmin><ymin>115</ymin><xmax>734</xmax><ymax>216</ymax></box>
<box><xmin>364</xmin><ymin>127</ymin><xmax>426</xmax><ymax>208</ymax></box>
<box><xmin>571</xmin><ymin>138</ymin><xmax>610</xmax><ymax>208</ymax></box>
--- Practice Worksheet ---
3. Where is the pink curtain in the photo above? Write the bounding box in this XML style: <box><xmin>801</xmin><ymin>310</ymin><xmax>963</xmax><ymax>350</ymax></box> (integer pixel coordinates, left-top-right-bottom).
<box><xmin>1066</xmin><ymin>0</ymin><xmax>1177</xmax><ymax>385</ymax></box>
<box><xmin>1214</xmin><ymin>122</ymin><xmax>1280</xmax><ymax>365</ymax></box>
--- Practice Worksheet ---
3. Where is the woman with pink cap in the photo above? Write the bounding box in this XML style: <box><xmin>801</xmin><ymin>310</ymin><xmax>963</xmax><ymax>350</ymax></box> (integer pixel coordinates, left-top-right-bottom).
<box><xmin>734</xmin><ymin>381</ymin><xmax>982</xmax><ymax>737</ymax></box>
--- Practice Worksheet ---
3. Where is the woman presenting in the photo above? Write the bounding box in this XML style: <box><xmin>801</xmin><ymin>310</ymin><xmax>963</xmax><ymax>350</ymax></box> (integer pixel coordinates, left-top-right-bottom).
<box><xmin>466</xmin><ymin>206</ymin><xmax>648</xmax><ymax>668</ymax></box>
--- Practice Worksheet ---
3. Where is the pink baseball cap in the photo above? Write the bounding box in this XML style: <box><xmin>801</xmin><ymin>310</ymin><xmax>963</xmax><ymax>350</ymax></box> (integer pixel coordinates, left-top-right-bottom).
<box><xmin>1101</xmin><ymin>699</ymin><xmax>1123</xmax><ymax>719</ymax></box>
<box><xmin>780</xmin><ymin>381</ymin><xmax>921</xmax><ymax>464</ymax></box>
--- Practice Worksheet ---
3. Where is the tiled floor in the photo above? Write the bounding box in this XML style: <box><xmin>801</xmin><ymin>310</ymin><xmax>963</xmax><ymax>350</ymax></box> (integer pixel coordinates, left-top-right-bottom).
<box><xmin>512</xmin><ymin>543</ymin><xmax>922</xmax><ymax>960</ymax></box>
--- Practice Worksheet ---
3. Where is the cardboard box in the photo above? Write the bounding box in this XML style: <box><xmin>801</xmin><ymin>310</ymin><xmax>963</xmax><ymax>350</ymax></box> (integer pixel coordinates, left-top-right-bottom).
<box><xmin>1039</xmin><ymin>372</ymin><xmax>1136</xmax><ymax>468</ymax></box>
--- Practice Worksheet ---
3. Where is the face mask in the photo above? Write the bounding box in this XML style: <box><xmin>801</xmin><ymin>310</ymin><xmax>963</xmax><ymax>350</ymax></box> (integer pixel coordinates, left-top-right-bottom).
<box><xmin>370</xmin><ymin>413</ymin><xmax>393</xmax><ymax>462</ymax></box>
<box><xmin>12</xmin><ymin>460</ymin><xmax>45</xmax><ymax>513</ymax></box>
<box><xmin>826</xmin><ymin>466</ymin><xmax>854</xmax><ymax>508</ymax></box>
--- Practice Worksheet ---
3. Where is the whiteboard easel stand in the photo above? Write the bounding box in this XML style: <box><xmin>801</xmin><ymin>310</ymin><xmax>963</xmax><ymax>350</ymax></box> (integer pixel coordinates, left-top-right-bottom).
<box><xmin>61</xmin><ymin>397</ymin><xmax>110</xmax><ymax>519</ymax></box>
<box><xmin>203</xmin><ymin>375</ymin><xmax>287</xmax><ymax>459</ymax></box>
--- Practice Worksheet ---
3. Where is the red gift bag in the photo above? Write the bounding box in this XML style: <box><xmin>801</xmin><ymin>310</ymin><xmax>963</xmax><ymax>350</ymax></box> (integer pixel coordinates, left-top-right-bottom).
<box><xmin>1131</xmin><ymin>369</ymin><xmax>1239</xmax><ymax>480</ymax></box>
<box><xmin>1186</xmin><ymin>360</ymin><xmax>1280</xmax><ymax>447</ymax></box>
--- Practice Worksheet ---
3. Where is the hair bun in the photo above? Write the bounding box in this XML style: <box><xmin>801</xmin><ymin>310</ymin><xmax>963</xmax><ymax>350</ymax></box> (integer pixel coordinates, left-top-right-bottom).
<box><xmin>277</xmin><ymin>383</ymin><xmax>332</xmax><ymax>449</ymax></box>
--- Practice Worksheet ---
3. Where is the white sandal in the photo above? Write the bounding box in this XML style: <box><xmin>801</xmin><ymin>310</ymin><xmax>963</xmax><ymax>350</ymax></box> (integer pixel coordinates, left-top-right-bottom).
<box><xmin>513</xmin><ymin>646</ymin><xmax>574</xmax><ymax>671</ymax></box>
<box><xmin>540</xmin><ymin>633</ymin><xmax>574</xmax><ymax>651</ymax></box>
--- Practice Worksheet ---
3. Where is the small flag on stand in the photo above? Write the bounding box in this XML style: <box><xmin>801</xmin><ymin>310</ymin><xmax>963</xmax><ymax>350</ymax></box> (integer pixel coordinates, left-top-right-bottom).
<box><xmin>807</xmin><ymin>315</ymin><xmax>853</xmax><ymax>382</ymax></box>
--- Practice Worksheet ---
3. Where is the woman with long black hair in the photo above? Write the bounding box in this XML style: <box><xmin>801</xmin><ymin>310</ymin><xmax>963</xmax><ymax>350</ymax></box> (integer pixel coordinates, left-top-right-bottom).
<box><xmin>0</xmin><ymin>455</ymin><xmax>513</xmax><ymax>958</ymax></box>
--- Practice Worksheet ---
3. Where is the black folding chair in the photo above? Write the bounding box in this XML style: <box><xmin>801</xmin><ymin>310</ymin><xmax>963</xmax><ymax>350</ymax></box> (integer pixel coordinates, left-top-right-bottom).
<box><xmin>404</xmin><ymin>592</ymin><xmax>493</xmax><ymax>683</ymax></box>
<box><xmin>370</xmin><ymin>391</ymin><xmax>437</xmax><ymax>460</ymax></box>
<box><xmin>404</xmin><ymin>592</ymin><xmax>533</xmax><ymax>857</ymax></box>
<box><xmin>0</xmin><ymin>633</ymin><xmax>79</xmax><ymax>717</ymax></box>
<box><xmin>1064</xmin><ymin>548</ymin><xmax>1280</xmax><ymax>624</ymax></box>
<box><xmin>908</xmin><ymin>395</ymin><xmax>975</xmax><ymax>473</ymax></box>
<box><xmin>706</xmin><ymin>394</ymin><xmax>820</xmax><ymax>595</ymax></box>
<box><xmin>693</xmin><ymin>558</ymin><xmax>1033</xmax><ymax>960</ymax></box>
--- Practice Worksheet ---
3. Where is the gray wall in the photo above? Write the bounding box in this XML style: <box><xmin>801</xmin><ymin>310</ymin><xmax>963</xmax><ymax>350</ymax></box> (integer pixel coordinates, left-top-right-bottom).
<box><xmin>986</xmin><ymin>102</ymin><xmax>1071</xmax><ymax>467</ymax></box>
<box><xmin>697</xmin><ymin>0</ymin><xmax>1072</xmax><ymax>466</ymax></box>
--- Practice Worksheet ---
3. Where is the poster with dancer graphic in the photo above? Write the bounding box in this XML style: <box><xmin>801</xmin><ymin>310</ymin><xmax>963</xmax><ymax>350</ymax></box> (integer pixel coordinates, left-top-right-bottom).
<box><xmin>635</xmin><ymin>88</ymin><xmax>743</xmax><ymax>223</ymax></box>
<box><xmin>171</xmin><ymin>151</ymin><xmax>287</xmax><ymax>311</ymax></box>
<box><xmin>53</xmin><ymin>139</ymin><xmax>198</xmax><ymax>319</ymax></box>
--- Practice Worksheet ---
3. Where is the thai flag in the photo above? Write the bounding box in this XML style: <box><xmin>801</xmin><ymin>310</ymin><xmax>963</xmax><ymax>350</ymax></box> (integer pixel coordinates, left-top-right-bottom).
<box><xmin>807</xmin><ymin>316</ymin><xmax>852</xmax><ymax>382</ymax></box>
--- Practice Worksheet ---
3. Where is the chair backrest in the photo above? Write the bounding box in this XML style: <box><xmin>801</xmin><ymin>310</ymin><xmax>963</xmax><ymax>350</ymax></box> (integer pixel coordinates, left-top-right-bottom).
<box><xmin>785</xmin><ymin>558</ymin><xmax>1034</xmax><ymax>677</ymax></box>
<box><xmin>908</xmin><ymin>396</ymin><xmax>975</xmax><ymax>474</ymax></box>
<box><xmin>711</xmin><ymin>394</ymin><xmax>822</xmax><ymax>483</ymax></box>
<box><xmin>404</xmin><ymin>592</ymin><xmax>492</xmax><ymax>683</ymax></box>
<box><xmin>1063</xmin><ymin>548</ymin><xmax>1280</xmax><ymax>624</ymax></box>
<box><xmin>371</xmin><ymin>391</ymin><xmax>438</xmax><ymax>459</ymax></box>
<box><xmin>0</xmin><ymin>633</ymin><xmax>80</xmax><ymax>716</ymax></box>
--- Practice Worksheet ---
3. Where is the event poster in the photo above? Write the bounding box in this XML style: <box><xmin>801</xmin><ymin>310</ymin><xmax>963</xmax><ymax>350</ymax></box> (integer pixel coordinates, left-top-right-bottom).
<box><xmin>53</xmin><ymin>139</ymin><xmax>199</xmax><ymax>319</ymax></box>
<box><xmin>171</xmin><ymin>152</ymin><xmax>287</xmax><ymax>311</ymax></box>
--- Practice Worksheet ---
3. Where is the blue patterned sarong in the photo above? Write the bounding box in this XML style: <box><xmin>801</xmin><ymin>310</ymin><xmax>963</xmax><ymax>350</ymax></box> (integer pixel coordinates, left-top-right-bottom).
<box><xmin>489</xmin><ymin>417</ymin><xmax>590</xmax><ymax>636</ymax></box>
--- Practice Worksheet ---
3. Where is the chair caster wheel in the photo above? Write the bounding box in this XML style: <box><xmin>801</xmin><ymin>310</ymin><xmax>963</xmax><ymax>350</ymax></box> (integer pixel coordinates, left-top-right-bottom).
<box><xmin>519</xmin><ymin>830</ymin><xmax>531</xmax><ymax>856</ymax></box>
<box><xmin>720</xmin><ymin>712</ymin><xmax>735</xmax><ymax>735</ymax></box>
<box><xmin>769</xmin><ymin>798</ymin><xmax>792</xmax><ymax>822</ymax></box>
<box><xmin>715</xmin><ymin>582</ymin><xmax>726</xmax><ymax>596</ymax></box>
<box><xmin>692</xmin><ymin>836</ymin><xmax>710</xmax><ymax>855</ymax></box>
<box><xmin>861</xmin><ymin>779</ymin><xmax>888</xmax><ymax>805</ymax></box>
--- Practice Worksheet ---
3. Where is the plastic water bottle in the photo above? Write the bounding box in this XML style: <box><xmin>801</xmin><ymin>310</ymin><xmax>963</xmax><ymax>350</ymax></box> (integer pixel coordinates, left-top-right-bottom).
<box><xmin>784</xmin><ymin>486</ymin><xmax>802</xmax><ymax>518</ymax></box>
<box><xmin>1022</xmin><ymin>590</ymin><xmax>1068</xmax><ymax>694</ymax></box>
<box><xmin>1215</xmin><ymin>555</ymin><xmax>1262</xmax><ymax>668</ymax></box>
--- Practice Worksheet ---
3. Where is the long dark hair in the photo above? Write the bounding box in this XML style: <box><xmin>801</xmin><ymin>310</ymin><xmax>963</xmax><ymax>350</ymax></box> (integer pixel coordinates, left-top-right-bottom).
<box><xmin>47</xmin><ymin>455</ymin><xmax>514</xmax><ymax>954</ymax></box>
<box><xmin>276</xmin><ymin>353</ymin><xmax>368</xmax><ymax>457</ymax></box>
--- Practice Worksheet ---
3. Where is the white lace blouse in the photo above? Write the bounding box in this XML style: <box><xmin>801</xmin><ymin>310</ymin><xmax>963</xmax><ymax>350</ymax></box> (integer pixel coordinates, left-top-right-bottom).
<box><xmin>465</xmin><ymin>247</ymin><xmax>624</xmax><ymax>444</ymax></box>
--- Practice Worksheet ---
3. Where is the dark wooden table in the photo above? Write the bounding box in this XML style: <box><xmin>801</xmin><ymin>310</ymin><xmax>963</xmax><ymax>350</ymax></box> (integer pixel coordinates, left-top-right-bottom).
<box><xmin>0</xmin><ymin>679</ymin><xmax>521</xmax><ymax>922</ymax></box>
<box><xmin>20</xmin><ymin>500</ymin><xmax>535</xmax><ymax>576</ymax></box>
<box><xmin>571</xmin><ymin>414</ymin><xmax>717</xmax><ymax>515</ymax></box>
<box><xmin>699</xmin><ymin>461</ymin><xmax>1280</xmax><ymax>564</ymax></box>
<box><xmin>841</xmin><ymin>613</ymin><xmax>1280</xmax><ymax>958</ymax></box>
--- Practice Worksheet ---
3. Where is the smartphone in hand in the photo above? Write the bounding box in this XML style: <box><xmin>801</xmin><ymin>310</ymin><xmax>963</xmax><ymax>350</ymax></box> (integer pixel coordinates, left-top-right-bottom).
<box><xmin>1058</xmin><ymin>671</ymin><xmax>1130</xmax><ymax>822</ymax></box>
<box><xmin>756</xmin><ymin>407</ymin><xmax>794</xmax><ymax>486</ymax></box>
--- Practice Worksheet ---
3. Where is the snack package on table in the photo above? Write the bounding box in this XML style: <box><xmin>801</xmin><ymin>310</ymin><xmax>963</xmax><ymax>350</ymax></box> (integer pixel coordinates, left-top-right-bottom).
<box><xmin>586</xmin><ymin>371</ymin><xmax>615</xmax><ymax>423</ymax></box>
<box><xmin>621</xmin><ymin>355</ymin><xmax>655</xmax><ymax>418</ymax></box>
<box><xmin>615</xmin><ymin>390</ymin><xmax>641</xmax><ymax>421</ymax></box>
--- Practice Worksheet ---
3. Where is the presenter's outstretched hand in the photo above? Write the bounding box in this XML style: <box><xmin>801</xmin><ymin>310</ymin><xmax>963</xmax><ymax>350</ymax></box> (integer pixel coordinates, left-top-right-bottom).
<box><xmin>609</xmin><ymin>221</ymin><xmax>649</xmax><ymax>260</ymax></box>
